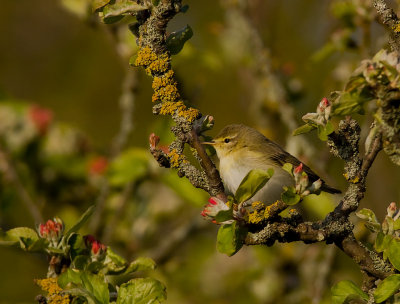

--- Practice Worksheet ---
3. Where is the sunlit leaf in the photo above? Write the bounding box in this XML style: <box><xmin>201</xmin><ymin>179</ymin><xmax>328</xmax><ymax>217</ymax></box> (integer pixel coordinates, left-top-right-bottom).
<box><xmin>331</xmin><ymin>280</ymin><xmax>368</xmax><ymax>304</ymax></box>
<box><xmin>292</xmin><ymin>124</ymin><xmax>316</xmax><ymax>136</ymax></box>
<box><xmin>65</xmin><ymin>205</ymin><xmax>95</xmax><ymax>237</ymax></box>
<box><xmin>374</xmin><ymin>274</ymin><xmax>400</xmax><ymax>303</ymax></box>
<box><xmin>235</xmin><ymin>169</ymin><xmax>273</xmax><ymax>203</ymax></box>
<box><xmin>281</xmin><ymin>186</ymin><xmax>301</xmax><ymax>205</ymax></box>
<box><xmin>124</xmin><ymin>257</ymin><xmax>156</xmax><ymax>274</ymax></box>
<box><xmin>387</xmin><ymin>239</ymin><xmax>400</xmax><ymax>271</ymax></box>
<box><xmin>116</xmin><ymin>278</ymin><xmax>166</xmax><ymax>304</ymax></box>
<box><xmin>216</xmin><ymin>222</ymin><xmax>246</xmax><ymax>256</ymax></box>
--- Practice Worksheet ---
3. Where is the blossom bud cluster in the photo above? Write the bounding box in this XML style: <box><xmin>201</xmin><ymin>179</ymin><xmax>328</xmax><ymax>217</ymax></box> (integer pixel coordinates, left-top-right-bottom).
<box><xmin>201</xmin><ymin>197</ymin><xmax>233</xmax><ymax>224</ymax></box>
<box><xmin>293</xmin><ymin>163</ymin><xmax>322</xmax><ymax>196</ymax></box>
<box><xmin>84</xmin><ymin>235</ymin><xmax>107</xmax><ymax>260</ymax></box>
<box><xmin>302</xmin><ymin>97</ymin><xmax>331</xmax><ymax>127</ymax></box>
<box><xmin>38</xmin><ymin>218</ymin><xmax>64</xmax><ymax>246</ymax></box>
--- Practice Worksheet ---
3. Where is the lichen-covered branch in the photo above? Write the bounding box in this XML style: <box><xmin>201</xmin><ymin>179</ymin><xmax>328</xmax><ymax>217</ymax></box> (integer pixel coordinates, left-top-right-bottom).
<box><xmin>373</xmin><ymin>0</ymin><xmax>400</xmax><ymax>53</ymax></box>
<box><xmin>134</xmin><ymin>1</ymin><xmax>226</xmax><ymax>198</ymax></box>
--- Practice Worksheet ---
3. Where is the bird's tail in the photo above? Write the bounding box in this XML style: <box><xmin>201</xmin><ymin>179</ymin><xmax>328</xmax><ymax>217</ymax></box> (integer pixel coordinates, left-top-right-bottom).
<box><xmin>322</xmin><ymin>184</ymin><xmax>342</xmax><ymax>194</ymax></box>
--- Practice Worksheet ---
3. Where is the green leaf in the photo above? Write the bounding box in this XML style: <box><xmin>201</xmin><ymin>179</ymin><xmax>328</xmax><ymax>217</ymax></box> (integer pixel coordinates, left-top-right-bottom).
<box><xmin>68</xmin><ymin>233</ymin><xmax>86</xmax><ymax>260</ymax></box>
<box><xmin>281</xmin><ymin>186</ymin><xmax>301</xmax><ymax>205</ymax></box>
<box><xmin>216</xmin><ymin>222</ymin><xmax>246</xmax><ymax>256</ymax></box>
<box><xmin>92</xmin><ymin>0</ymin><xmax>111</xmax><ymax>12</ymax></box>
<box><xmin>72</xmin><ymin>255</ymin><xmax>91</xmax><ymax>270</ymax></box>
<box><xmin>60</xmin><ymin>270</ymin><xmax>109</xmax><ymax>304</ymax></box>
<box><xmin>166</xmin><ymin>25</ymin><xmax>193</xmax><ymax>55</ymax></box>
<box><xmin>102</xmin><ymin>0</ymin><xmax>149</xmax><ymax>24</ymax></box>
<box><xmin>375</xmin><ymin>232</ymin><xmax>392</xmax><ymax>253</ymax></box>
<box><xmin>214</xmin><ymin>208</ymin><xmax>234</xmax><ymax>223</ymax></box>
<box><xmin>65</xmin><ymin>205</ymin><xmax>95</xmax><ymax>237</ymax></box>
<box><xmin>292</xmin><ymin>124</ymin><xmax>316</xmax><ymax>136</ymax></box>
<box><xmin>356</xmin><ymin>208</ymin><xmax>381</xmax><ymax>232</ymax></box>
<box><xmin>108</xmin><ymin>148</ymin><xmax>149</xmax><ymax>187</ymax></box>
<box><xmin>235</xmin><ymin>169</ymin><xmax>273</xmax><ymax>203</ymax></box>
<box><xmin>116</xmin><ymin>278</ymin><xmax>167</xmax><ymax>304</ymax></box>
<box><xmin>331</xmin><ymin>89</ymin><xmax>373</xmax><ymax>116</ymax></box>
<box><xmin>5</xmin><ymin>227</ymin><xmax>39</xmax><ymax>242</ymax></box>
<box><xmin>331</xmin><ymin>280</ymin><xmax>368</xmax><ymax>304</ymax></box>
<box><xmin>374</xmin><ymin>274</ymin><xmax>400</xmax><ymax>303</ymax></box>
<box><xmin>387</xmin><ymin>239</ymin><xmax>400</xmax><ymax>271</ymax></box>
<box><xmin>5</xmin><ymin>227</ymin><xmax>39</xmax><ymax>250</ymax></box>
<box><xmin>104</xmin><ymin>247</ymin><xmax>128</xmax><ymax>274</ymax></box>
<box><xmin>282</xmin><ymin>163</ymin><xmax>293</xmax><ymax>176</ymax></box>
<box><xmin>58</xmin><ymin>269</ymin><xmax>83</xmax><ymax>289</ymax></box>
<box><xmin>124</xmin><ymin>257</ymin><xmax>156</xmax><ymax>274</ymax></box>
<box><xmin>317</xmin><ymin>122</ymin><xmax>334</xmax><ymax>141</ymax></box>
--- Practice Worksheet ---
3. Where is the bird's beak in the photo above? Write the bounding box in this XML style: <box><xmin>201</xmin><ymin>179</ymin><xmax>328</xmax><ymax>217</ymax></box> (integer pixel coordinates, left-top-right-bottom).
<box><xmin>201</xmin><ymin>140</ymin><xmax>216</xmax><ymax>146</ymax></box>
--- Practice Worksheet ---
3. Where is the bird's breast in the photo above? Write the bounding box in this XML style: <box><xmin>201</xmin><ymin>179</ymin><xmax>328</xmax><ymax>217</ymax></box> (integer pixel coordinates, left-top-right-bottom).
<box><xmin>219</xmin><ymin>154</ymin><xmax>294</xmax><ymax>203</ymax></box>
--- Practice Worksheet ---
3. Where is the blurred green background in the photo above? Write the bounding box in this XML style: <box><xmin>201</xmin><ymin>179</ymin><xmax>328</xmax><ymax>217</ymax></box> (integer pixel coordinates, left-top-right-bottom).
<box><xmin>1</xmin><ymin>0</ymin><xmax>400</xmax><ymax>303</ymax></box>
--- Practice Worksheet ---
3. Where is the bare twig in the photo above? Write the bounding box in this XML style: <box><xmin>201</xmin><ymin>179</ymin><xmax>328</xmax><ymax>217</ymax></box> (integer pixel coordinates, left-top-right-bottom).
<box><xmin>0</xmin><ymin>146</ymin><xmax>43</xmax><ymax>223</ymax></box>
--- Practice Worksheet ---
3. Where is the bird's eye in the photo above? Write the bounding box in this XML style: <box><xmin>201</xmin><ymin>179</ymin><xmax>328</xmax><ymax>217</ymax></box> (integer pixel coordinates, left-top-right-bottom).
<box><xmin>224</xmin><ymin>138</ymin><xmax>230</xmax><ymax>143</ymax></box>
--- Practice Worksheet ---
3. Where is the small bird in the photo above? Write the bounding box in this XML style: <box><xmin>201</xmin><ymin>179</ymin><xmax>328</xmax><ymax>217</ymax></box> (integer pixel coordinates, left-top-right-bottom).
<box><xmin>204</xmin><ymin>124</ymin><xmax>340</xmax><ymax>203</ymax></box>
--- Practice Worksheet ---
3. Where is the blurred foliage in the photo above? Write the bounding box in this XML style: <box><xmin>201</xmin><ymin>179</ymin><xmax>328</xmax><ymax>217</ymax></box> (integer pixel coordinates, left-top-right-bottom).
<box><xmin>1</xmin><ymin>0</ymin><xmax>400</xmax><ymax>303</ymax></box>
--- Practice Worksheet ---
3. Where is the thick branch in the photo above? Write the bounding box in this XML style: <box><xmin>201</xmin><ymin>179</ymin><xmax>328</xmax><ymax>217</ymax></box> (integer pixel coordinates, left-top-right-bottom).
<box><xmin>373</xmin><ymin>0</ymin><xmax>400</xmax><ymax>53</ymax></box>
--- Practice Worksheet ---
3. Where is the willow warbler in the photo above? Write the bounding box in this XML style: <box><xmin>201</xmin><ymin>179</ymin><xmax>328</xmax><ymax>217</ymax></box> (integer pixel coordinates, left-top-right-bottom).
<box><xmin>204</xmin><ymin>124</ymin><xmax>340</xmax><ymax>203</ymax></box>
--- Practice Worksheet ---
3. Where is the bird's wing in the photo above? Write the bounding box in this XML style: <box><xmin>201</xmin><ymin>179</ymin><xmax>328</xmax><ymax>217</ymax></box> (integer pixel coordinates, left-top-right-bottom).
<box><xmin>261</xmin><ymin>139</ymin><xmax>341</xmax><ymax>194</ymax></box>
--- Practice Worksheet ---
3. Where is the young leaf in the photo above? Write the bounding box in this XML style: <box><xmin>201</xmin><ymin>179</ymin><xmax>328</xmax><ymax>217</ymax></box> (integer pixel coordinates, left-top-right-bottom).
<box><xmin>92</xmin><ymin>0</ymin><xmax>111</xmax><ymax>12</ymax></box>
<box><xmin>216</xmin><ymin>222</ymin><xmax>246</xmax><ymax>256</ymax></box>
<box><xmin>5</xmin><ymin>227</ymin><xmax>39</xmax><ymax>250</ymax></box>
<box><xmin>281</xmin><ymin>186</ymin><xmax>301</xmax><ymax>205</ymax></box>
<box><xmin>375</xmin><ymin>232</ymin><xmax>392</xmax><ymax>253</ymax></box>
<box><xmin>235</xmin><ymin>169</ymin><xmax>273</xmax><ymax>203</ymax></box>
<box><xmin>331</xmin><ymin>280</ymin><xmax>368</xmax><ymax>304</ymax></box>
<box><xmin>65</xmin><ymin>205</ymin><xmax>95</xmax><ymax>237</ymax></box>
<box><xmin>80</xmin><ymin>272</ymin><xmax>109</xmax><ymax>304</ymax></box>
<box><xmin>166</xmin><ymin>25</ymin><xmax>193</xmax><ymax>55</ymax></box>
<box><xmin>374</xmin><ymin>274</ymin><xmax>400</xmax><ymax>303</ymax></box>
<box><xmin>356</xmin><ymin>208</ymin><xmax>381</xmax><ymax>232</ymax></box>
<box><xmin>58</xmin><ymin>269</ymin><xmax>83</xmax><ymax>288</ymax></box>
<box><xmin>282</xmin><ymin>163</ymin><xmax>293</xmax><ymax>176</ymax></box>
<box><xmin>104</xmin><ymin>247</ymin><xmax>127</xmax><ymax>274</ymax></box>
<box><xmin>214</xmin><ymin>208</ymin><xmax>234</xmax><ymax>223</ymax></box>
<box><xmin>387</xmin><ymin>239</ymin><xmax>400</xmax><ymax>271</ymax></box>
<box><xmin>317</xmin><ymin>122</ymin><xmax>334</xmax><ymax>141</ymax></box>
<box><xmin>124</xmin><ymin>257</ymin><xmax>156</xmax><ymax>274</ymax></box>
<box><xmin>116</xmin><ymin>278</ymin><xmax>167</xmax><ymax>304</ymax></box>
<box><xmin>292</xmin><ymin>123</ymin><xmax>316</xmax><ymax>136</ymax></box>
<box><xmin>102</xmin><ymin>0</ymin><xmax>149</xmax><ymax>23</ymax></box>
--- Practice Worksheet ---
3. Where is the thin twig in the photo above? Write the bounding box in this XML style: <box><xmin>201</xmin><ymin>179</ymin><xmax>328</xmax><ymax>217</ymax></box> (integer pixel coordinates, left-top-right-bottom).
<box><xmin>373</xmin><ymin>0</ymin><xmax>400</xmax><ymax>53</ymax></box>
<box><xmin>0</xmin><ymin>146</ymin><xmax>43</xmax><ymax>223</ymax></box>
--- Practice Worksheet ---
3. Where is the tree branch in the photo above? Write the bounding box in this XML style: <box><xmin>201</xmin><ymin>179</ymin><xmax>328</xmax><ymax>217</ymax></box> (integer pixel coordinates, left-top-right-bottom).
<box><xmin>373</xmin><ymin>0</ymin><xmax>400</xmax><ymax>53</ymax></box>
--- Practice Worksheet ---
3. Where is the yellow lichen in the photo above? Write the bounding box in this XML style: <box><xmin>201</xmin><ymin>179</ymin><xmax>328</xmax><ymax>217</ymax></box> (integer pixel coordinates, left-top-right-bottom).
<box><xmin>36</xmin><ymin>278</ymin><xmax>70</xmax><ymax>304</ymax></box>
<box><xmin>153</xmin><ymin>84</ymin><xmax>180</xmax><ymax>103</ymax></box>
<box><xmin>152</xmin><ymin>70</ymin><xmax>175</xmax><ymax>91</ymax></box>
<box><xmin>393</xmin><ymin>23</ymin><xmax>400</xmax><ymax>33</ymax></box>
<box><xmin>134</xmin><ymin>46</ymin><xmax>158</xmax><ymax>67</ymax></box>
<box><xmin>246</xmin><ymin>201</ymin><xmax>265</xmax><ymax>224</ymax></box>
<box><xmin>168</xmin><ymin>149</ymin><xmax>185</xmax><ymax>168</ymax></box>
<box><xmin>177</xmin><ymin>106</ymin><xmax>200</xmax><ymax>123</ymax></box>
<box><xmin>343</xmin><ymin>172</ymin><xmax>360</xmax><ymax>183</ymax></box>
<box><xmin>159</xmin><ymin>101</ymin><xmax>185</xmax><ymax>116</ymax></box>
<box><xmin>145</xmin><ymin>53</ymin><xmax>169</xmax><ymax>74</ymax></box>
<box><xmin>248</xmin><ymin>210</ymin><xmax>264</xmax><ymax>224</ymax></box>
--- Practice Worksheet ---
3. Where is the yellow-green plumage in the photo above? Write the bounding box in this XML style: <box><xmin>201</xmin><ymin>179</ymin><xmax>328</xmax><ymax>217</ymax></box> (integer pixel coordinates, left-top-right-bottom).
<box><xmin>210</xmin><ymin>124</ymin><xmax>340</xmax><ymax>203</ymax></box>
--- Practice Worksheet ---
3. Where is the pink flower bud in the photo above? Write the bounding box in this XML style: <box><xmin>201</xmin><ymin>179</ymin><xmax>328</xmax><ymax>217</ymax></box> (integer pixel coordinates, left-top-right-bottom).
<box><xmin>294</xmin><ymin>163</ymin><xmax>303</xmax><ymax>174</ymax></box>
<box><xmin>39</xmin><ymin>224</ymin><xmax>49</xmax><ymax>238</ymax></box>
<box><xmin>84</xmin><ymin>235</ymin><xmax>107</xmax><ymax>256</ymax></box>
<box><xmin>201</xmin><ymin>197</ymin><xmax>232</xmax><ymax>224</ymax></box>
<box><xmin>149</xmin><ymin>133</ymin><xmax>160</xmax><ymax>150</ymax></box>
